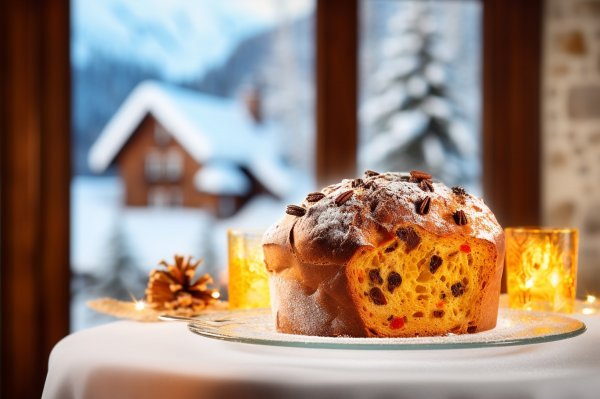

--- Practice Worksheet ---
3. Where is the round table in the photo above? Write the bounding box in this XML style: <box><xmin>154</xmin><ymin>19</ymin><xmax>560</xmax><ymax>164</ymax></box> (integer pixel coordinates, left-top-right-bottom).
<box><xmin>43</xmin><ymin>311</ymin><xmax>600</xmax><ymax>399</ymax></box>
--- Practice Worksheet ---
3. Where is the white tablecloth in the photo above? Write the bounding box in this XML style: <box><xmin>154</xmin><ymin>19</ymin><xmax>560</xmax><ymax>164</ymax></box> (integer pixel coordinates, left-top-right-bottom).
<box><xmin>43</xmin><ymin>312</ymin><xmax>600</xmax><ymax>399</ymax></box>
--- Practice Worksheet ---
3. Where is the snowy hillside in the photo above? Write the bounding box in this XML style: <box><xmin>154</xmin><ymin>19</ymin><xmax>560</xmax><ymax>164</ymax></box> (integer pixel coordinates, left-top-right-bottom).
<box><xmin>72</xmin><ymin>0</ymin><xmax>313</xmax><ymax>80</ymax></box>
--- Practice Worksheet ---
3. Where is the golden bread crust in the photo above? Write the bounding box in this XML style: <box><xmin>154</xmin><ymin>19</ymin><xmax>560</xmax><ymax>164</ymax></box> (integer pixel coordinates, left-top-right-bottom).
<box><xmin>263</xmin><ymin>172</ymin><xmax>505</xmax><ymax>337</ymax></box>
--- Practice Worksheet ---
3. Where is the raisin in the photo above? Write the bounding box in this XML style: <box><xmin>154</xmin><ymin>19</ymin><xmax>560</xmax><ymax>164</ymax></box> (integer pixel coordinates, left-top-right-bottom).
<box><xmin>368</xmin><ymin>269</ymin><xmax>383</xmax><ymax>285</ymax></box>
<box><xmin>429</xmin><ymin>255</ymin><xmax>443</xmax><ymax>274</ymax></box>
<box><xmin>433</xmin><ymin>310</ymin><xmax>444</xmax><ymax>318</ymax></box>
<box><xmin>369</xmin><ymin>287</ymin><xmax>387</xmax><ymax>305</ymax></box>
<box><xmin>440</xmin><ymin>292</ymin><xmax>446</xmax><ymax>299</ymax></box>
<box><xmin>451</xmin><ymin>282</ymin><xmax>465</xmax><ymax>297</ymax></box>
<box><xmin>396</xmin><ymin>227</ymin><xmax>421</xmax><ymax>253</ymax></box>
<box><xmin>387</xmin><ymin>271</ymin><xmax>402</xmax><ymax>293</ymax></box>
<box><xmin>384</xmin><ymin>242</ymin><xmax>398</xmax><ymax>253</ymax></box>
<box><xmin>467</xmin><ymin>325</ymin><xmax>477</xmax><ymax>334</ymax></box>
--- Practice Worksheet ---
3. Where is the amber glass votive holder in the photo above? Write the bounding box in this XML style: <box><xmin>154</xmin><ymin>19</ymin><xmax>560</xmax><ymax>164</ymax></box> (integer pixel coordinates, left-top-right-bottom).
<box><xmin>505</xmin><ymin>227</ymin><xmax>578</xmax><ymax>313</ymax></box>
<box><xmin>227</xmin><ymin>229</ymin><xmax>271</xmax><ymax>309</ymax></box>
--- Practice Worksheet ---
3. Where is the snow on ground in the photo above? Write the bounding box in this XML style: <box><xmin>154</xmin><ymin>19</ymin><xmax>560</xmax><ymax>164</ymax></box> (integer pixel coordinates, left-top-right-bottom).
<box><xmin>122</xmin><ymin>208</ymin><xmax>214</xmax><ymax>274</ymax></box>
<box><xmin>71</xmin><ymin>174</ymin><xmax>312</xmax><ymax>330</ymax></box>
<box><xmin>72</xmin><ymin>176</ymin><xmax>216</xmax><ymax>277</ymax></box>
<box><xmin>71</xmin><ymin>176</ymin><xmax>124</xmax><ymax>275</ymax></box>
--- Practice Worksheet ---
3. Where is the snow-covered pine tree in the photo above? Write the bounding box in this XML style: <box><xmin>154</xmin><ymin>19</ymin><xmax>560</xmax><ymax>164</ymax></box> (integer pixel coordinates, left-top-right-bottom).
<box><xmin>360</xmin><ymin>3</ymin><xmax>476</xmax><ymax>185</ymax></box>
<box><xmin>98</xmin><ymin>222</ymin><xmax>146</xmax><ymax>302</ymax></box>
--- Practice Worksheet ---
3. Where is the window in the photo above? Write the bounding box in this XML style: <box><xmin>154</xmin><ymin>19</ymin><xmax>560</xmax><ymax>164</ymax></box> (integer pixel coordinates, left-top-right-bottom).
<box><xmin>165</xmin><ymin>149</ymin><xmax>183</xmax><ymax>182</ymax></box>
<box><xmin>148</xmin><ymin>186</ymin><xmax>170</xmax><ymax>207</ymax></box>
<box><xmin>170</xmin><ymin>187</ymin><xmax>183</xmax><ymax>207</ymax></box>
<box><xmin>70</xmin><ymin>0</ymin><xmax>316</xmax><ymax>330</ymax></box>
<box><xmin>2</xmin><ymin>0</ymin><xmax>546</xmax><ymax>395</ymax></box>
<box><xmin>144</xmin><ymin>150</ymin><xmax>162</xmax><ymax>182</ymax></box>
<box><xmin>148</xmin><ymin>187</ymin><xmax>182</xmax><ymax>208</ymax></box>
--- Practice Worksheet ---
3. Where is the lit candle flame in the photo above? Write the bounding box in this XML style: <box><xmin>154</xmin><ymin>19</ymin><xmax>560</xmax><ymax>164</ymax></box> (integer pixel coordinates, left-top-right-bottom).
<box><xmin>550</xmin><ymin>271</ymin><xmax>560</xmax><ymax>288</ymax></box>
<box><xmin>211</xmin><ymin>291</ymin><xmax>221</xmax><ymax>299</ymax></box>
<box><xmin>525</xmin><ymin>278</ymin><xmax>535</xmax><ymax>289</ymax></box>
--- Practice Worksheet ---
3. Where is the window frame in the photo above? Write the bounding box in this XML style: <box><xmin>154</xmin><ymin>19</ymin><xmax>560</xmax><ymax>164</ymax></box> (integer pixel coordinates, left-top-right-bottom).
<box><xmin>1</xmin><ymin>1</ymin><xmax>71</xmax><ymax>397</ymax></box>
<box><xmin>1</xmin><ymin>0</ymin><xmax>543</xmax><ymax>397</ymax></box>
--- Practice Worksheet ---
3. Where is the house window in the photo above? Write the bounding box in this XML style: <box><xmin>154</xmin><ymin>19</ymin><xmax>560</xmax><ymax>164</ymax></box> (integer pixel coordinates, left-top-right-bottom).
<box><xmin>170</xmin><ymin>187</ymin><xmax>183</xmax><ymax>207</ymax></box>
<box><xmin>165</xmin><ymin>149</ymin><xmax>183</xmax><ymax>182</ymax></box>
<box><xmin>154</xmin><ymin>124</ymin><xmax>170</xmax><ymax>147</ymax></box>
<box><xmin>147</xmin><ymin>187</ymin><xmax>168</xmax><ymax>207</ymax></box>
<box><xmin>145</xmin><ymin>150</ymin><xmax>162</xmax><ymax>182</ymax></box>
<box><xmin>148</xmin><ymin>187</ymin><xmax>182</xmax><ymax>208</ymax></box>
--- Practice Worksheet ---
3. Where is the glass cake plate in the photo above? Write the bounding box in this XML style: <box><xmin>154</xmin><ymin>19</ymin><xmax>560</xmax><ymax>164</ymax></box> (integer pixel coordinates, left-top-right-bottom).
<box><xmin>183</xmin><ymin>308</ymin><xmax>586</xmax><ymax>350</ymax></box>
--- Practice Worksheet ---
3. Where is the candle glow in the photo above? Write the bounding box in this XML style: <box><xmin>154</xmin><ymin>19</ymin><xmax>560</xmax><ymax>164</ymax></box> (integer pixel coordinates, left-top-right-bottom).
<box><xmin>505</xmin><ymin>228</ymin><xmax>578</xmax><ymax>314</ymax></box>
<box><xmin>228</xmin><ymin>230</ymin><xmax>271</xmax><ymax>310</ymax></box>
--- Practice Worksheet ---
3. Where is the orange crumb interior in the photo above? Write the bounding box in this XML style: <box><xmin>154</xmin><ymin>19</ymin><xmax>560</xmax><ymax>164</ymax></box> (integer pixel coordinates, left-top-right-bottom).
<box><xmin>346</xmin><ymin>225</ymin><xmax>495</xmax><ymax>337</ymax></box>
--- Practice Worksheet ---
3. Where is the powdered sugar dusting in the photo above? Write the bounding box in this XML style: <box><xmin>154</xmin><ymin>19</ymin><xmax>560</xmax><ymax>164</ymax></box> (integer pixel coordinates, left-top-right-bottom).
<box><xmin>187</xmin><ymin>308</ymin><xmax>586</xmax><ymax>349</ymax></box>
<box><xmin>265</xmin><ymin>171</ymin><xmax>503</xmax><ymax>265</ymax></box>
<box><xmin>268</xmin><ymin>275</ymin><xmax>332</xmax><ymax>335</ymax></box>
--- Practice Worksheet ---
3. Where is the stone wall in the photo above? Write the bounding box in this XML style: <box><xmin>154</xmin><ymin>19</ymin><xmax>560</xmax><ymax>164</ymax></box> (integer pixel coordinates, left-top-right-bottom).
<box><xmin>542</xmin><ymin>0</ymin><xmax>600</xmax><ymax>296</ymax></box>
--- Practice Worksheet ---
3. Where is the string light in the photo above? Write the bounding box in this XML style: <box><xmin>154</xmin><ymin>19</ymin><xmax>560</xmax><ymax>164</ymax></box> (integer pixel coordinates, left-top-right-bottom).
<box><xmin>129</xmin><ymin>292</ymin><xmax>146</xmax><ymax>311</ymax></box>
<box><xmin>134</xmin><ymin>300</ymin><xmax>146</xmax><ymax>311</ymax></box>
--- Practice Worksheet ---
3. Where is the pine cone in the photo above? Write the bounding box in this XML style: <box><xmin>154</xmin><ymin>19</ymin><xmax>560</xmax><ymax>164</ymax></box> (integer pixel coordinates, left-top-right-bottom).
<box><xmin>145</xmin><ymin>255</ymin><xmax>219</xmax><ymax>312</ymax></box>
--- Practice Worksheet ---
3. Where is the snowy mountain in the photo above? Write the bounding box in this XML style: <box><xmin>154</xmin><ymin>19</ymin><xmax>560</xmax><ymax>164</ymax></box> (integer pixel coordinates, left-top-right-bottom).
<box><xmin>72</xmin><ymin>0</ymin><xmax>313</xmax><ymax>80</ymax></box>
<box><xmin>72</xmin><ymin>1</ymin><xmax>314</xmax><ymax>175</ymax></box>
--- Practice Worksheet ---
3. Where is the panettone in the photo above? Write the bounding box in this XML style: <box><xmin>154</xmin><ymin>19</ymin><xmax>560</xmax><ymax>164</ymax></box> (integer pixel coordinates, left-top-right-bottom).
<box><xmin>262</xmin><ymin>171</ymin><xmax>505</xmax><ymax>337</ymax></box>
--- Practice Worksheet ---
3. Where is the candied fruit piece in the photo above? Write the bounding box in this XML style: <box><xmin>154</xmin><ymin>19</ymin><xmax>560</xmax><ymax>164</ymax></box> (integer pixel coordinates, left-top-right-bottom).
<box><xmin>460</xmin><ymin>244</ymin><xmax>471</xmax><ymax>253</ymax></box>
<box><xmin>390</xmin><ymin>317</ymin><xmax>405</xmax><ymax>330</ymax></box>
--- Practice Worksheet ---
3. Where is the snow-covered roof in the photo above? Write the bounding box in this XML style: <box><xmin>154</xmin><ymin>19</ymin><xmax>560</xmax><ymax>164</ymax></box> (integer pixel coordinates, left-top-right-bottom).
<box><xmin>89</xmin><ymin>80</ymin><xmax>289</xmax><ymax>197</ymax></box>
<box><xmin>194</xmin><ymin>162</ymin><xmax>251</xmax><ymax>196</ymax></box>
